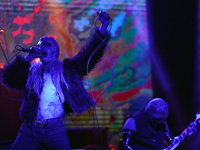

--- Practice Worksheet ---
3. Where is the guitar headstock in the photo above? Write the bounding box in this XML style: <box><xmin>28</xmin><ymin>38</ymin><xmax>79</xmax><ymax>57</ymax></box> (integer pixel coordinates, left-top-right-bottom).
<box><xmin>196</xmin><ymin>112</ymin><xmax>200</xmax><ymax>123</ymax></box>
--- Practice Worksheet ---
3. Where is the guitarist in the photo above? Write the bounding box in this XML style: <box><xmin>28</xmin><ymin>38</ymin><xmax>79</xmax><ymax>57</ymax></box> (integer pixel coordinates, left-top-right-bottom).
<box><xmin>122</xmin><ymin>98</ymin><xmax>196</xmax><ymax>150</ymax></box>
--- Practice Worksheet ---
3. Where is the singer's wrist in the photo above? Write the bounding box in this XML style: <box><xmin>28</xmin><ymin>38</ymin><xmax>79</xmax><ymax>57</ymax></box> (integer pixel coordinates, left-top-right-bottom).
<box><xmin>99</xmin><ymin>26</ymin><xmax>107</xmax><ymax>35</ymax></box>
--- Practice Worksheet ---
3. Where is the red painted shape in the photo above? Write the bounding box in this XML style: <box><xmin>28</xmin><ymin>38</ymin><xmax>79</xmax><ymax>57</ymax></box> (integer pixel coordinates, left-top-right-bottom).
<box><xmin>33</xmin><ymin>0</ymin><xmax>44</xmax><ymax>14</ymax></box>
<box><xmin>88</xmin><ymin>89</ymin><xmax>103</xmax><ymax>104</ymax></box>
<box><xmin>12</xmin><ymin>26</ymin><xmax>21</xmax><ymax>37</ymax></box>
<box><xmin>18</xmin><ymin>5</ymin><xmax>23</xmax><ymax>10</ymax></box>
<box><xmin>111</xmin><ymin>88</ymin><xmax>140</xmax><ymax>102</ymax></box>
<box><xmin>22</xmin><ymin>29</ymin><xmax>34</xmax><ymax>44</ymax></box>
<box><xmin>12</xmin><ymin>14</ymin><xmax>34</xmax><ymax>43</ymax></box>
<box><xmin>13</xmin><ymin>14</ymin><xmax>33</xmax><ymax>25</ymax></box>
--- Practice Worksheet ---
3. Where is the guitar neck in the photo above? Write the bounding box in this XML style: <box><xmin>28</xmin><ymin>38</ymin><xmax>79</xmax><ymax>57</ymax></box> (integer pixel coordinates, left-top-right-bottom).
<box><xmin>165</xmin><ymin>128</ymin><xmax>190</xmax><ymax>150</ymax></box>
<box><xmin>164</xmin><ymin>116</ymin><xmax>200</xmax><ymax>150</ymax></box>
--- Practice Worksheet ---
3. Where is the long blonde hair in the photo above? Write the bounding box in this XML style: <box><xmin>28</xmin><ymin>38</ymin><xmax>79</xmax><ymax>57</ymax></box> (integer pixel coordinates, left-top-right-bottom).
<box><xmin>26</xmin><ymin>60</ymin><xmax>69</xmax><ymax>101</ymax></box>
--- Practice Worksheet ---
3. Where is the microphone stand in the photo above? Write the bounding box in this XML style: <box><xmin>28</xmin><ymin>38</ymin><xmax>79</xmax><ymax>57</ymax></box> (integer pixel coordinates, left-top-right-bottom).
<box><xmin>0</xmin><ymin>40</ymin><xmax>9</xmax><ymax>63</ymax></box>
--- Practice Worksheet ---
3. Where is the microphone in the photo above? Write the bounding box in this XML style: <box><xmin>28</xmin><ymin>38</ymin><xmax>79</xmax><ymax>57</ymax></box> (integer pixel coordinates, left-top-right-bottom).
<box><xmin>15</xmin><ymin>45</ymin><xmax>46</xmax><ymax>55</ymax></box>
<box><xmin>97</xmin><ymin>11</ymin><xmax>110</xmax><ymax>20</ymax></box>
<box><xmin>21</xmin><ymin>47</ymin><xmax>39</xmax><ymax>53</ymax></box>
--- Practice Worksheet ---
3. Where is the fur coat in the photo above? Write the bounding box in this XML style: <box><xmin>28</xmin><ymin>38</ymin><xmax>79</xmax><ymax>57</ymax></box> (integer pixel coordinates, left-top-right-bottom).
<box><xmin>1</xmin><ymin>29</ymin><xmax>111</xmax><ymax>121</ymax></box>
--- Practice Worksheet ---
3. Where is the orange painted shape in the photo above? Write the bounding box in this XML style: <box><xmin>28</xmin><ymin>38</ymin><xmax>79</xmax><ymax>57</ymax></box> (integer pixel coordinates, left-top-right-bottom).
<box><xmin>49</xmin><ymin>15</ymin><xmax>56</xmax><ymax>24</ymax></box>
<box><xmin>46</xmin><ymin>35</ymin><xmax>57</xmax><ymax>40</ymax></box>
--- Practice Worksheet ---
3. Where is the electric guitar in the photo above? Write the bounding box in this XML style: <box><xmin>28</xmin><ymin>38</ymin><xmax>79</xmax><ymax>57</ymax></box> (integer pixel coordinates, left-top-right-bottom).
<box><xmin>163</xmin><ymin>113</ymin><xmax>200</xmax><ymax>150</ymax></box>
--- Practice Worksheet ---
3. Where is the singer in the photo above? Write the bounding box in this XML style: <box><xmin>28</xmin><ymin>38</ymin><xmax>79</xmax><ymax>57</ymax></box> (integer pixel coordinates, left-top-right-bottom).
<box><xmin>1</xmin><ymin>11</ymin><xmax>111</xmax><ymax>150</ymax></box>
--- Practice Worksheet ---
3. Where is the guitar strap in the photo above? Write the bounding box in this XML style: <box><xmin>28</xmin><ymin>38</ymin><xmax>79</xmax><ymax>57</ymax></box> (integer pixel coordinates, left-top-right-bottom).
<box><xmin>164</xmin><ymin>121</ymin><xmax>174</xmax><ymax>146</ymax></box>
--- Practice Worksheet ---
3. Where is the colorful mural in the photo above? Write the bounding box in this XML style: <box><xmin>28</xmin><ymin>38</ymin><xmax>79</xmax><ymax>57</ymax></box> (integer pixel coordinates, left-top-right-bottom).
<box><xmin>0</xmin><ymin>0</ymin><xmax>152</xmax><ymax>149</ymax></box>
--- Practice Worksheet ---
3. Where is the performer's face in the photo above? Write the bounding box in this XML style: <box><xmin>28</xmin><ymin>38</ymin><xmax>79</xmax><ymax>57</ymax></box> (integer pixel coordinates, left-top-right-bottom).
<box><xmin>37</xmin><ymin>36</ymin><xmax>59</xmax><ymax>64</ymax></box>
<box><xmin>148</xmin><ymin>110</ymin><xmax>167</xmax><ymax>129</ymax></box>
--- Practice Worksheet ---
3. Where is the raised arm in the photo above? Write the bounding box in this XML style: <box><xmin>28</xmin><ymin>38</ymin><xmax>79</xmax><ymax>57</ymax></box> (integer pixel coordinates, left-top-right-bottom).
<box><xmin>66</xmin><ymin>11</ymin><xmax>111</xmax><ymax>76</ymax></box>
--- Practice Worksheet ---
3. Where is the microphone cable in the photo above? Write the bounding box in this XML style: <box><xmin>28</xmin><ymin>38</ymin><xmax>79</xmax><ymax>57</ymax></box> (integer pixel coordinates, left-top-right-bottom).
<box><xmin>0</xmin><ymin>90</ymin><xmax>22</xmax><ymax>101</ymax></box>
<box><xmin>3</xmin><ymin>44</ymin><xmax>24</xmax><ymax>67</ymax></box>
<box><xmin>86</xmin><ymin>14</ymin><xmax>113</xmax><ymax>149</ymax></box>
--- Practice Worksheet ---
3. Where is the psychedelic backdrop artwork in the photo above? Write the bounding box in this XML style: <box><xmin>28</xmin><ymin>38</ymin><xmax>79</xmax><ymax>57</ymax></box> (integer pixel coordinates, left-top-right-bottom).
<box><xmin>0</xmin><ymin>0</ymin><xmax>152</xmax><ymax>149</ymax></box>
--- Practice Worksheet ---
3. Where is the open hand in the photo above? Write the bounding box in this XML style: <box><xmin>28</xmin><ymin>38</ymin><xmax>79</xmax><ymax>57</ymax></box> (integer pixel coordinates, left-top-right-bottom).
<box><xmin>188</xmin><ymin>122</ymin><xmax>197</xmax><ymax>137</ymax></box>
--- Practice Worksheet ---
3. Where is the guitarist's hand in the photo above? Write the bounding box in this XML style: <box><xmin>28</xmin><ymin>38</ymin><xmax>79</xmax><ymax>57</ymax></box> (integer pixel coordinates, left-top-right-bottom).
<box><xmin>185</xmin><ymin>122</ymin><xmax>197</xmax><ymax>141</ymax></box>
<box><xmin>188</xmin><ymin>122</ymin><xmax>197</xmax><ymax>137</ymax></box>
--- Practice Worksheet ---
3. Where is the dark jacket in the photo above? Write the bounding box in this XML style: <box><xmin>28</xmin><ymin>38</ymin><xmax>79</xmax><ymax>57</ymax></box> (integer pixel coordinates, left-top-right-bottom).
<box><xmin>124</xmin><ymin>109</ymin><xmax>168</xmax><ymax>150</ymax></box>
<box><xmin>1</xmin><ymin>29</ymin><xmax>111</xmax><ymax>121</ymax></box>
